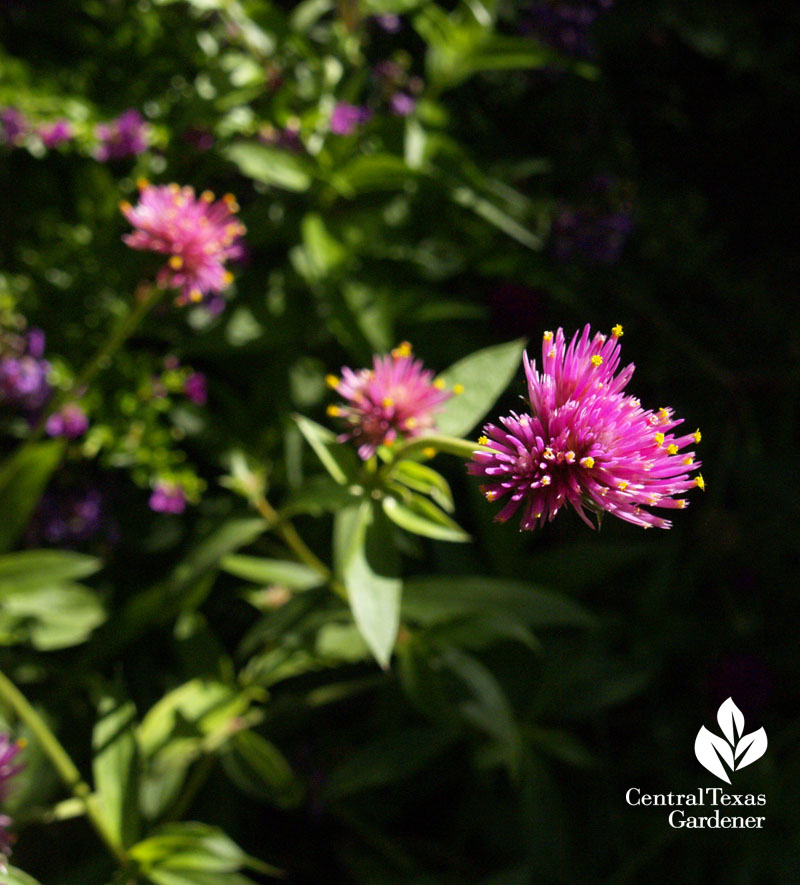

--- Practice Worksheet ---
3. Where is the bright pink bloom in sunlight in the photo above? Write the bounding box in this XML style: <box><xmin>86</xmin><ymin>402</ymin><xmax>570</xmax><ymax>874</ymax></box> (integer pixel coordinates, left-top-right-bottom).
<box><xmin>121</xmin><ymin>181</ymin><xmax>245</xmax><ymax>305</ymax></box>
<box><xmin>327</xmin><ymin>342</ymin><xmax>458</xmax><ymax>459</ymax></box>
<box><xmin>469</xmin><ymin>325</ymin><xmax>704</xmax><ymax>530</ymax></box>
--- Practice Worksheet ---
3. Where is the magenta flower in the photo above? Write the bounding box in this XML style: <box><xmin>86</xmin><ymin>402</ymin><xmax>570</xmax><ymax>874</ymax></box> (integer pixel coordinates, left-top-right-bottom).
<box><xmin>327</xmin><ymin>342</ymin><xmax>459</xmax><ymax>459</ymax></box>
<box><xmin>0</xmin><ymin>107</ymin><xmax>28</xmax><ymax>145</ymax></box>
<box><xmin>38</xmin><ymin>119</ymin><xmax>73</xmax><ymax>147</ymax></box>
<box><xmin>330</xmin><ymin>102</ymin><xmax>371</xmax><ymax>136</ymax></box>
<box><xmin>94</xmin><ymin>108</ymin><xmax>148</xmax><ymax>161</ymax></box>
<box><xmin>469</xmin><ymin>325</ymin><xmax>704</xmax><ymax>530</ymax></box>
<box><xmin>184</xmin><ymin>371</ymin><xmax>207</xmax><ymax>405</ymax></box>
<box><xmin>390</xmin><ymin>93</ymin><xmax>416</xmax><ymax>116</ymax></box>
<box><xmin>121</xmin><ymin>181</ymin><xmax>245</xmax><ymax>305</ymax></box>
<box><xmin>149</xmin><ymin>482</ymin><xmax>187</xmax><ymax>514</ymax></box>
<box><xmin>46</xmin><ymin>403</ymin><xmax>89</xmax><ymax>439</ymax></box>
<box><xmin>1</xmin><ymin>733</ymin><xmax>24</xmax><ymax>865</ymax></box>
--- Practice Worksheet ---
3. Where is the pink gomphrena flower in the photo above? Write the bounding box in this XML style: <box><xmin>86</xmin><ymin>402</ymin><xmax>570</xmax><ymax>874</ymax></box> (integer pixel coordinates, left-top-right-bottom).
<box><xmin>149</xmin><ymin>481</ymin><xmax>187</xmax><ymax>514</ymax></box>
<box><xmin>45</xmin><ymin>402</ymin><xmax>89</xmax><ymax>439</ymax></box>
<box><xmin>326</xmin><ymin>342</ymin><xmax>461</xmax><ymax>460</ymax></box>
<box><xmin>1</xmin><ymin>733</ymin><xmax>25</xmax><ymax>867</ymax></box>
<box><xmin>94</xmin><ymin>108</ymin><xmax>148</xmax><ymax>161</ymax></box>
<box><xmin>469</xmin><ymin>325</ymin><xmax>704</xmax><ymax>530</ymax></box>
<box><xmin>38</xmin><ymin>119</ymin><xmax>73</xmax><ymax>148</ymax></box>
<box><xmin>120</xmin><ymin>180</ymin><xmax>246</xmax><ymax>306</ymax></box>
<box><xmin>330</xmin><ymin>102</ymin><xmax>371</xmax><ymax>135</ymax></box>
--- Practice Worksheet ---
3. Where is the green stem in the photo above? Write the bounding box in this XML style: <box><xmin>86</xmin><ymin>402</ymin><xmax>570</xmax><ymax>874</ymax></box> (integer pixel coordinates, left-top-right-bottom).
<box><xmin>388</xmin><ymin>434</ymin><xmax>482</xmax><ymax>463</ymax></box>
<box><xmin>0</xmin><ymin>669</ymin><xmax>127</xmax><ymax>864</ymax></box>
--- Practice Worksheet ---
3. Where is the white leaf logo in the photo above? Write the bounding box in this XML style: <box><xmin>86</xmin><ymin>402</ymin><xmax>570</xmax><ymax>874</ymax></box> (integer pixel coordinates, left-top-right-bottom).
<box><xmin>695</xmin><ymin>697</ymin><xmax>767</xmax><ymax>783</ymax></box>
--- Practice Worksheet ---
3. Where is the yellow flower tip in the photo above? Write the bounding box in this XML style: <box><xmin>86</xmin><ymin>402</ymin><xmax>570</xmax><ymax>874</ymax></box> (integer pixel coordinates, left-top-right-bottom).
<box><xmin>325</xmin><ymin>374</ymin><xmax>340</xmax><ymax>389</ymax></box>
<box><xmin>405</xmin><ymin>417</ymin><xmax>418</xmax><ymax>429</ymax></box>
<box><xmin>667</xmin><ymin>443</ymin><xmax>679</xmax><ymax>455</ymax></box>
<box><xmin>391</xmin><ymin>341</ymin><xmax>412</xmax><ymax>358</ymax></box>
<box><xmin>200</xmin><ymin>189</ymin><xmax>215</xmax><ymax>202</ymax></box>
<box><xmin>326</xmin><ymin>404</ymin><xmax>340</xmax><ymax>417</ymax></box>
<box><xmin>543</xmin><ymin>330</ymin><xmax>554</xmax><ymax>342</ymax></box>
<box><xmin>683</xmin><ymin>456</ymin><xmax>694</xmax><ymax>466</ymax></box>
<box><xmin>694</xmin><ymin>429</ymin><xmax>702</xmax><ymax>443</ymax></box>
<box><xmin>678</xmin><ymin>499</ymin><xmax>688</xmax><ymax>509</ymax></box>
<box><xmin>590</xmin><ymin>354</ymin><xmax>603</xmax><ymax>367</ymax></box>
<box><xmin>611</xmin><ymin>323</ymin><xmax>624</xmax><ymax>338</ymax></box>
<box><xmin>168</xmin><ymin>255</ymin><xmax>183</xmax><ymax>270</ymax></box>
<box><xmin>433</xmin><ymin>378</ymin><xmax>446</xmax><ymax>390</ymax></box>
<box><xmin>453</xmin><ymin>384</ymin><xmax>464</xmax><ymax>395</ymax></box>
<box><xmin>618</xmin><ymin>480</ymin><xmax>629</xmax><ymax>490</ymax></box>
<box><xmin>119</xmin><ymin>200</ymin><xmax>132</xmax><ymax>213</ymax></box>
<box><xmin>695</xmin><ymin>474</ymin><xmax>706</xmax><ymax>491</ymax></box>
<box><xmin>477</xmin><ymin>435</ymin><xmax>489</xmax><ymax>447</ymax></box>
<box><xmin>136</xmin><ymin>177</ymin><xmax>150</xmax><ymax>190</ymax></box>
<box><xmin>654</xmin><ymin>432</ymin><xmax>665</xmax><ymax>447</ymax></box>
<box><xmin>485</xmin><ymin>489</ymin><xmax>497</xmax><ymax>501</ymax></box>
<box><xmin>189</xmin><ymin>289</ymin><xmax>204</xmax><ymax>303</ymax></box>
<box><xmin>422</xmin><ymin>446</ymin><xmax>436</xmax><ymax>459</ymax></box>
<box><xmin>658</xmin><ymin>407</ymin><xmax>670</xmax><ymax>422</ymax></box>
<box><xmin>223</xmin><ymin>192</ymin><xmax>239</xmax><ymax>207</ymax></box>
<box><xmin>168</xmin><ymin>183</ymin><xmax>180</xmax><ymax>194</ymax></box>
<box><xmin>16</xmin><ymin>737</ymin><xmax>27</xmax><ymax>749</ymax></box>
<box><xmin>541</xmin><ymin>475</ymin><xmax>551</xmax><ymax>486</ymax></box>
<box><xmin>580</xmin><ymin>456</ymin><xmax>595</xmax><ymax>469</ymax></box>
<box><xmin>382</xmin><ymin>397</ymin><xmax>394</xmax><ymax>408</ymax></box>
<box><xmin>223</xmin><ymin>270</ymin><xmax>234</xmax><ymax>286</ymax></box>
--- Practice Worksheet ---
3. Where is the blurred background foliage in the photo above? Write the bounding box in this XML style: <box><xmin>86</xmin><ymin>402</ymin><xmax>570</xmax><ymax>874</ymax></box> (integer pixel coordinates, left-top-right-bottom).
<box><xmin>0</xmin><ymin>0</ymin><xmax>798</xmax><ymax>882</ymax></box>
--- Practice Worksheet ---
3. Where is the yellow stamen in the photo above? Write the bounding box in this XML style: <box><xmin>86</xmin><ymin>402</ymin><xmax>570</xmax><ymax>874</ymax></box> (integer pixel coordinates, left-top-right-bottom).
<box><xmin>422</xmin><ymin>447</ymin><xmax>436</xmax><ymax>459</ymax></box>
<box><xmin>611</xmin><ymin>324</ymin><xmax>623</xmax><ymax>338</ymax></box>
<box><xmin>326</xmin><ymin>405</ymin><xmax>340</xmax><ymax>417</ymax></box>
<box><xmin>618</xmin><ymin>481</ymin><xmax>629</xmax><ymax>490</ymax></box>
<box><xmin>667</xmin><ymin>444</ymin><xmax>679</xmax><ymax>455</ymax></box>
<box><xmin>223</xmin><ymin>270</ymin><xmax>234</xmax><ymax>286</ymax></box>
<box><xmin>590</xmin><ymin>355</ymin><xmax>603</xmax><ymax>367</ymax></box>
<box><xmin>453</xmin><ymin>384</ymin><xmax>464</xmax><ymax>395</ymax></box>
<box><xmin>580</xmin><ymin>456</ymin><xmax>595</xmax><ymax>469</ymax></box>
<box><xmin>433</xmin><ymin>378</ymin><xmax>446</xmax><ymax>390</ymax></box>
<box><xmin>136</xmin><ymin>177</ymin><xmax>150</xmax><ymax>190</ymax></box>
<box><xmin>678</xmin><ymin>499</ymin><xmax>687</xmax><ymax>508</ymax></box>
<box><xmin>189</xmin><ymin>289</ymin><xmax>203</xmax><ymax>303</ymax></box>
<box><xmin>683</xmin><ymin>456</ymin><xmax>694</xmax><ymax>466</ymax></box>
<box><xmin>391</xmin><ymin>341</ymin><xmax>412</xmax><ymax>358</ymax></box>
<box><xmin>201</xmin><ymin>189</ymin><xmax>215</xmax><ymax>202</ymax></box>
<box><xmin>695</xmin><ymin>474</ymin><xmax>706</xmax><ymax>491</ymax></box>
<box><xmin>541</xmin><ymin>475</ymin><xmax>551</xmax><ymax>486</ymax></box>
<box><xmin>477</xmin><ymin>435</ymin><xmax>489</xmax><ymax>446</ymax></box>
<box><xmin>658</xmin><ymin>407</ymin><xmax>670</xmax><ymax>422</ymax></box>
<box><xmin>382</xmin><ymin>397</ymin><xmax>394</xmax><ymax>408</ymax></box>
<box><xmin>119</xmin><ymin>200</ymin><xmax>132</xmax><ymax>213</ymax></box>
<box><xmin>405</xmin><ymin>417</ymin><xmax>418</xmax><ymax>429</ymax></box>
<box><xmin>654</xmin><ymin>432</ymin><xmax>665</xmax><ymax>447</ymax></box>
<box><xmin>168</xmin><ymin>183</ymin><xmax>180</xmax><ymax>194</ymax></box>
<box><xmin>543</xmin><ymin>330</ymin><xmax>553</xmax><ymax>342</ymax></box>
<box><xmin>168</xmin><ymin>255</ymin><xmax>183</xmax><ymax>270</ymax></box>
<box><xmin>16</xmin><ymin>737</ymin><xmax>27</xmax><ymax>749</ymax></box>
<box><xmin>694</xmin><ymin>429</ymin><xmax>702</xmax><ymax>443</ymax></box>
<box><xmin>223</xmin><ymin>192</ymin><xmax>238</xmax><ymax>207</ymax></box>
<box><xmin>325</xmin><ymin>374</ymin><xmax>339</xmax><ymax>389</ymax></box>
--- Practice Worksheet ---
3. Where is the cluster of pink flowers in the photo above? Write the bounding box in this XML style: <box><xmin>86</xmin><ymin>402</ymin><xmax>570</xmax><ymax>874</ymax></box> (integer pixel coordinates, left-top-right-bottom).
<box><xmin>326</xmin><ymin>342</ymin><xmax>459</xmax><ymax>459</ymax></box>
<box><xmin>120</xmin><ymin>181</ymin><xmax>245</xmax><ymax>305</ymax></box>
<box><xmin>1</xmin><ymin>733</ymin><xmax>24</xmax><ymax>869</ymax></box>
<box><xmin>94</xmin><ymin>108</ymin><xmax>148</xmax><ymax>161</ymax></box>
<box><xmin>469</xmin><ymin>325</ymin><xmax>703</xmax><ymax>530</ymax></box>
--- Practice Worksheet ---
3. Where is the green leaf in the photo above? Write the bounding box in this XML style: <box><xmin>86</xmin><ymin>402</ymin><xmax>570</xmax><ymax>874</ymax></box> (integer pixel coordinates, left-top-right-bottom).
<box><xmin>297</xmin><ymin>213</ymin><xmax>349</xmax><ymax>282</ymax></box>
<box><xmin>402</xmin><ymin>576</ymin><xmax>592</xmax><ymax>629</ymax></box>
<box><xmin>294</xmin><ymin>414</ymin><xmax>359</xmax><ymax>485</ymax></box>
<box><xmin>226</xmin><ymin>142</ymin><xmax>312</xmax><ymax>192</ymax></box>
<box><xmin>283</xmin><ymin>475</ymin><xmax>363</xmax><ymax>517</ymax></box>
<box><xmin>0</xmin><ymin>440</ymin><xmax>65</xmax><ymax>552</ymax></box>
<box><xmin>0</xmin><ymin>550</ymin><xmax>101</xmax><ymax>598</ymax></box>
<box><xmin>222</xmin><ymin>731</ymin><xmax>305</xmax><ymax>808</ymax></box>
<box><xmin>391</xmin><ymin>460</ymin><xmax>454</xmax><ymax>511</ymax></box>
<box><xmin>330</xmin><ymin>154</ymin><xmax>416</xmax><ymax>196</ymax></box>
<box><xmin>0</xmin><ymin>583</ymin><xmax>106</xmax><ymax>649</ymax></box>
<box><xmin>383</xmin><ymin>494</ymin><xmax>470</xmax><ymax>543</ymax></box>
<box><xmin>2</xmin><ymin>868</ymin><xmax>44</xmax><ymax>885</ymax></box>
<box><xmin>220</xmin><ymin>554</ymin><xmax>324</xmax><ymax>590</ymax></box>
<box><xmin>434</xmin><ymin>339</ymin><xmax>526</xmax><ymax>437</ymax></box>
<box><xmin>145</xmin><ymin>871</ymin><xmax>258</xmax><ymax>885</ymax></box>
<box><xmin>92</xmin><ymin>696</ymin><xmax>139</xmax><ymax>848</ymax></box>
<box><xmin>335</xmin><ymin>503</ymin><xmax>401</xmax><ymax>668</ymax></box>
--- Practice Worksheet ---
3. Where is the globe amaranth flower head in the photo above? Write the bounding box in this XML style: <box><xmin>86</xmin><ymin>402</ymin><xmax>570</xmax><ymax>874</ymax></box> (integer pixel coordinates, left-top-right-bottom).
<box><xmin>94</xmin><ymin>108</ymin><xmax>148</xmax><ymax>161</ymax></box>
<box><xmin>121</xmin><ymin>180</ymin><xmax>245</xmax><ymax>306</ymax></box>
<box><xmin>469</xmin><ymin>325</ymin><xmax>704</xmax><ymax>530</ymax></box>
<box><xmin>326</xmin><ymin>342</ymin><xmax>461</xmax><ymax>459</ymax></box>
<box><xmin>1</xmin><ymin>733</ymin><xmax>25</xmax><ymax>866</ymax></box>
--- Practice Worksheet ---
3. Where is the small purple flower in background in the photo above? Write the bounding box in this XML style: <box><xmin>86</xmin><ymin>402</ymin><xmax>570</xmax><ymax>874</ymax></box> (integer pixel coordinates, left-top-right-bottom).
<box><xmin>94</xmin><ymin>108</ymin><xmax>148</xmax><ymax>161</ymax></box>
<box><xmin>330</xmin><ymin>102</ymin><xmax>371</xmax><ymax>136</ymax></box>
<box><xmin>26</xmin><ymin>485</ymin><xmax>109</xmax><ymax>547</ymax></box>
<box><xmin>45</xmin><ymin>402</ymin><xmax>89</xmax><ymax>439</ymax></box>
<box><xmin>522</xmin><ymin>0</ymin><xmax>614</xmax><ymax>58</ymax></box>
<box><xmin>149</xmin><ymin>481</ymin><xmax>187</xmax><ymax>514</ymax></box>
<box><xmin>121</xmin><ymin>181</ymin><xmax>245</xmax><ymax>305</ymax></box>
<box><xmin>184</xmin><ymin>371</ymin><xmax>207</xmax><ymax>405</ymax></box>
<box><xmin>0</xmin><ymin>107</ymin><xmax>27</xmax><ymax>145</ymax></box>
<box><xmin>551</xmin><ymin>175</ymin><xmax>634</xmax><ymax>265</ymax></box>
<box><xmin>372</xmin><ymin>13</ymin><xmax>402</xmax><ymax>33</ymax></box>
<box><xmin>469</xmin><ymin>325</ymin><xmax>704</xmax><ymax>530</ymax></box>
<box><xmin>38</xmin><ymin>119</ymin><xmax>73</xmax><ymax>147</ymax></box>
<box><xmin>390</xmin><ymin>93</ymin><xmax>416</xmax><ymax>116</ymax></box>
<box><xmin>0</xmin><ymin>328</ymin><xmax>52</xmax><ymax>411</ymax></box>
<box><xmin>1</xmin><ymin>733</ymin><xmax>24</xmax><ymax>867</ymax></box>
<box><xmin>326</xmin><ymin>342</ymin><xmax>459</xmax><ymax>460</ymax></box>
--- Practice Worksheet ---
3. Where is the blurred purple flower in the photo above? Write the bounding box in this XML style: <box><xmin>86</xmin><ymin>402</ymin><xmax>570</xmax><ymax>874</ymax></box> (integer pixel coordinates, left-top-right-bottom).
<box><xmin>184</xmin><ymin>371</ymin><xmax>207</xmax><ymax>405</ymax></box>
<box><xmin>330</xmin><ymin>102</ymin><xmax>371</xmax><ymax>136</ymax></box>
<box><xmin>149</xmin><ymin>482</ymin><xmax>187</xmax><ymax>514</ymax></box>
<box><xmin>0</xmin><ymin>327</ymin><xmax>52</xmax><ymax>411</ymax></box>
<box><xmin>46</xmin><ymin>403</ymin><xmax>89</xmax><ymax>439</ymax></box>
<box><xmin>26</xmin><ymin>486</ymin><xmax>108</xmax><ymax>547</ymax></box>
<box><xmin>181</xmin><ymin>126</ymin><xmax>214</xmax><ymax>151</ymax></box>
<box><xmin>0</xmin><ymin>107</ymin><xmax>27</xmax><ymax>145</ymax></box>
<box><xmin>522</xmin><ymin>0</ymin><xmax>614</xmax><ymax>58</ymax></box>
<box><xmin>38</xmin><ymin>119</ymin><xmax>73</xmax><ymax>147</ymax></box>
<box><xmin>94</xmin><ymin>108</ymin><xmax>149</xmax><ymax>161</ymax></box>
<box><xmin>372</xmin><ymin>13</ymin><xmax>402</xmax><ymax>33</ymax></box>
<box><xmin>390</xmin><ymin>93</ymin><xmax>416</xmax><ymax>116</ymax></box>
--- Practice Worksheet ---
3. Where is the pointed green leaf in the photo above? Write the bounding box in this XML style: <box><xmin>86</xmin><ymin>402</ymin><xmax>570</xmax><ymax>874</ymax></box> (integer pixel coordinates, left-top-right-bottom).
<box><xmin>226</xmin><ymin>142</ymin><xmax>311</xmax><ymax>192</ymax></box>
<box><xmin>92</xmin><ymin>696</ymin><xmax>139</xmax><ymax>848</ymax></box>
<box><xmin>220</xmin><ymin>554</ymin><xmax>324</xmax><ymax>590</ymax></box>
<box><xmin>0</xmin><ymin>550</ymin><xmax>101</xmax><ymax>598</ymax></box>
<box><xmin>294</xmin><ymin>414</ymin><xmax>359</xmax><ymax>485</ymax></box>
<box><xmin>383</xmin><ymin>494</ymin><xmax>470</xmax><ymax>543</ymax></box>
<box><xmin>391</xmin><ymin>460</ymin><xmax>454</xmax><ymax>511</ymax></box>
<box><xmin>222</xmin><ymin>731</ymin><xmax>305</xmax><ymax>808</ymax></box>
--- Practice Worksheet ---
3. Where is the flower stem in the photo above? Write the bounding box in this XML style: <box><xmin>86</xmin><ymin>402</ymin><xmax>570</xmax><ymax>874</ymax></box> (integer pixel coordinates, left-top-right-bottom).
<box><xmin>0</xmin><ymin>668</ymin><xmax>127</xmax><ymax>865</ymax></box>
